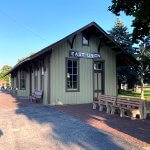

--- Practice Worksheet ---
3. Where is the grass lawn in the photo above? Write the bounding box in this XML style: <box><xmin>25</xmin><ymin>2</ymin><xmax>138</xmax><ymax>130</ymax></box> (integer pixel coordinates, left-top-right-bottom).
<box><xmin>118</xmin><ymin>88</ymin><xmax>150</xmax><ymax>101</ymax></box>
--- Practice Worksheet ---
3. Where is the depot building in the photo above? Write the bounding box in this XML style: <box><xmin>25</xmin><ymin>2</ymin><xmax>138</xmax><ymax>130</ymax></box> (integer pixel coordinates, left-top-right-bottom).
<box><xmin>8</xmin><ymin>22</ymin><xmax>136</xmax><ymax>105</ymax></box>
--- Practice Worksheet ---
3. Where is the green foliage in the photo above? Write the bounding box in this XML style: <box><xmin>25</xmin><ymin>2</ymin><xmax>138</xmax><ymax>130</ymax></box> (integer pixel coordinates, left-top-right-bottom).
<box><xmin>119</xmin><ymin>89</ymin><xmax>150</xmax><ymax>101</ymax></box>
<box><xmin>119</xmin><ymin>90</ymin><xmax>140</xmax><ymax>99</ymax></box>
<box><xmin>109</xmin><ymin>18</ymin><xmax>138</xmax><ymax>90</ymax></box>
<box><xmin>0</xmin><ymin>65</ymin><xmax>12</xmax><ymax>83</ymax></box>
<box><xmin>109</xmin><ymin>0</ymin><xmax>150</xmax><ymax>43</ymax></box>
<box><xmin>108</xmin><ymin>18</ymin><xmax>133</xmax><ymax>54</ymax></box>
<box><xmin>18</xmin><ymin>57</ymin><xmax>26</xmax><ymax>63</ymax></box>
<box><xmin>0</xmin><ymin>65</ymin><xmax>12</xmax><ymax>73</ymax></box>
<box><xmin>117</xmin><ymin>66</ymin><xmax>139</xmax><ymax>89</ymax></box>
<box><xmin>0</xmin><ymin>72</ymin><xmax>4</xmax><ymax>79</ymax></box>
<box><xmin>18</xmin><ymin>52</ymin><xmax>35</xmax><ymax>63</ymax></box>
<box><xmin>137</xmin><ymin>38</ymin><xmax>150</xmax><ymax>84</ymax></box>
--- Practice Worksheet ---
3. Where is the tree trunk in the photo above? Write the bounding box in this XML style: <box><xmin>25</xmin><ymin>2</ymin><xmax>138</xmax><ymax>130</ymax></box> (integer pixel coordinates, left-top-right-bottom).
<box><xmin>118</xmin><ymin>81</ymin><xmax>121</xmax><ymax>94</ymax></box>
<box><xmin>141</xmin><ymin>67</ymin><xmax>145</xmax><ymax>100</ymax></box>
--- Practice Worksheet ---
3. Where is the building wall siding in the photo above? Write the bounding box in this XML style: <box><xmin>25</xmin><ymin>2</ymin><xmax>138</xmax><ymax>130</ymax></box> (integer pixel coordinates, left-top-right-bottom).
<box><xmin>11</xmin><ymin>33</ymin><xmax>117</xmax><ymax>105</ymax></box>
<box><xmin>50</xmin><ymin>33</ymin><xmax>117</xmax><ymax>105</ymax></box>
<box><xmin>11</xmin><ymin>57</ymin><xmax>49</xmax><ymax>103</ymax></box>
<box><xmin>43</xmin><ymin>56</ymin><xmax>49</xmax><ymax>104</ymax></box>
<box><xmin>31</xmin><ymin>71</ymin><xmax>34</xmax><ymax>94</ymax></box>
<box><xmin>103</xmin><ymin>46</ymin><xmax>117</xmax><ymax>96</ymax></box>
<box><xmin>13</xmin><ymin>77</ymin><xmax>16</xmax><ymax>88</ymax></box>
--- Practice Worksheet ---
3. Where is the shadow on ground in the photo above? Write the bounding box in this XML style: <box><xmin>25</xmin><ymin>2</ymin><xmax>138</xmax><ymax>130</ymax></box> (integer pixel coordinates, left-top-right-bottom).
<box><xmin>15</xmin><ymin>105</ymin><xmax>134</xmax><ymax>149</ymax></box>
<box><xmin>1</xmin><ymin>93</ymin><xmax>136</xmax><ymax>150</ymax></box>
<box><xmin>0</xmin><ymin>91</ymin><xmax>37</xmax><ymax>108</ymax></box>
<box><xmin>55</xmin><ymin>104</ymin><xmax>150</xmax><ymax>147</ymax></box>
<box><xmin>0</xmin><ymin>92</ymin><xmax>140</xmax><ymax>149</ymax></box>
<box><xmin>0</xmin><ymin>130</ymin><xmax>3</xmax><ymax>138</ymax></box>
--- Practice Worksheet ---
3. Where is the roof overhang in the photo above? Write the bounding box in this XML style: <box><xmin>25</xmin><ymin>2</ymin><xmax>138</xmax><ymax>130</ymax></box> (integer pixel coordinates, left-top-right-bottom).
<box><xmin>7</xmin><ymin>22</ymin><xmax>138</xmax><ymax>75</ymax></box>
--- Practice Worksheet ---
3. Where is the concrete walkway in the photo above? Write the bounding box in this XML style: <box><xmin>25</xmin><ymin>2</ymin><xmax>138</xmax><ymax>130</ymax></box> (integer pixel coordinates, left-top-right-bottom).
<box><xmin>0</xmin><ymin>92</ymin><xmax>141</xmax><ymax>150</ymax></box>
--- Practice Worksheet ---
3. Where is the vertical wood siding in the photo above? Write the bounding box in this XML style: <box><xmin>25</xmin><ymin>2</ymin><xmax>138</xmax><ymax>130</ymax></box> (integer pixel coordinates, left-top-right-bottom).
<box><xmin>50</xmin><ymin>33</ymin><xmax>117</xmax><ymax>105</ymax></box>
<box><xmin>42</xmin><ymin>57</ymin><xmax>48</xmax><ymax>104</ymax></box>
<box><xmin>13</xmin><ymin>77</ymin><xmax>16</xmax><ymax>88</ymax></box>
<box><xmin>11</xmin><ymin>33</ymin><xmax>117</xmax><ymax>104</ymax></box>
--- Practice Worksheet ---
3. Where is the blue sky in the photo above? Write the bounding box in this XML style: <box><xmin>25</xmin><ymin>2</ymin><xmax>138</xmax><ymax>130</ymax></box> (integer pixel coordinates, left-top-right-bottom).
<box><xmin>0</xmin><ymin>0</ymin><xmax>133</xmax><ymax>68</ymax></box>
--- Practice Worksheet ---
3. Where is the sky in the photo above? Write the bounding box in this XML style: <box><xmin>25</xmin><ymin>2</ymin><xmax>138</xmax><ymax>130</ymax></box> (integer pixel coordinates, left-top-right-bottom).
<box><xmin>0</xmin><ymin>0</ymin><xmax>133</xmax><ymax>69</ymax></box>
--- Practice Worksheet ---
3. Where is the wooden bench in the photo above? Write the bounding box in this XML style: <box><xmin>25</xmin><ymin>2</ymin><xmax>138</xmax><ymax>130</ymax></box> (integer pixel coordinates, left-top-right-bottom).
<box><xmin>98</xmin><ymin>95</ymin><xmax>117</xmax><ymax>114</ymax></box>
<box><xmin>116</xmin><ymin>97</ymin><xmax>144</xmax><ymax>120</ymax></box>
<box><xmin>93</xmin><ymin>95</ymin><xmax>117</xmax><ymax>114</ymax></box>
<box><xmin>93</xmin><ymin>97</ymin><xmax>99</xmax><ymax>110</ymax></box>
<box><xmin>11</xmin><ymin>88</ymin><xmax>18</xmax><ymax>96</ymax></box>
<box><xmin>144</xmin><ymin>100</ymin><xmax>150</xmax><ymax>119</ymax></box>
<box><xmin>29</xmin><ymin>90</ymin><xmax>43</xmax><ymax>103</ymax></box>
<box><xmin>93</xmin><ymin>95</ymin><xmax>147</xmax><ymax>120</ymax></box>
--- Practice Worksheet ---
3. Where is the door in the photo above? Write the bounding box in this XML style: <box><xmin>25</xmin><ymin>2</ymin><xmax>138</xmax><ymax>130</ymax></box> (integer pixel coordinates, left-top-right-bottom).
<box><xmin>93</xmin><ymin>61</ymin><xmax>104</xmax><ymax>100</ymax></box>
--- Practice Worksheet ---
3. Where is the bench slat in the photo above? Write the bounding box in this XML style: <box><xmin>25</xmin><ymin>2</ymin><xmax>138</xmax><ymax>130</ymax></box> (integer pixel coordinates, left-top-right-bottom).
<box><xmin>30</xmin><ymin>90</ymin><xmax>43</xmax><ymax>103</ymax></box>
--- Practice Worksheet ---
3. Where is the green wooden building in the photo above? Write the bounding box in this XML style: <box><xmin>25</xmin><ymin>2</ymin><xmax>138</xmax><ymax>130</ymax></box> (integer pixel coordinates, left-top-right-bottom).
<box><xmin>8</xmin><ymin>22</ymin><xmax>136</xmax><ymax>105</ymax></box>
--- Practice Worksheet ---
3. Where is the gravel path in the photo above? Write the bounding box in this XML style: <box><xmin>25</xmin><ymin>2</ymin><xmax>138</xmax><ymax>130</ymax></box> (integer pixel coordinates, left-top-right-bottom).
<box><xmin>0</xmin><ymin>104</ymin><xmax>140</xmax><ymax>150</ymax></box>
<box><xmin>55</xmin><ymin>104</ymin><xmax>150</xmax><ymax>150</ymax></box>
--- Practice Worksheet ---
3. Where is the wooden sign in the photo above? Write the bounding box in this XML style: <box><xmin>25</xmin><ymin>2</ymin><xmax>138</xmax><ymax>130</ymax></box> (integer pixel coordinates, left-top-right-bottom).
<box><xmin>69</xmin><ymin>50</ymin><xmax>101</xmax><ymax>59</ymax></box>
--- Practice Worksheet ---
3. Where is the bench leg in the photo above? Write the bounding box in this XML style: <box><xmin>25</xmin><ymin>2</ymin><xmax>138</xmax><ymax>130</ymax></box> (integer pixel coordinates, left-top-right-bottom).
<box><xmin>139</xmin><ymin>113</ymin><xmax>143</xmax><ymax>120</ymax></box>
<box><xmin>29</xmin><ymin>98</ymin><xmax>32</xmax><ymax>102</ymax></box>
<box><xmin>131</xmin><ymin>112</ymin><xmax>136</xmax><ymax>120</ymax></box>
<box><xmin>93</xmin><ymin>103</ymin><xmax>97</xmax><ymax>109</ymax></box>
<box><xmin>106</xmin><ymin>106</ymin><xmax>111</xmax><ymax>114</ymax></box>
<box><xmin>111</xmin><ymin>106</ymin><xmax>115</xmax><ymax>115</ymax></box>
<box><xmin>131</xmin><ymin>109</ymin><xmax>144</xmax><ymax>120</ymax></box>
<box><xmin>32</xmin><ymin>99</ymin><xmax>36</xmax><ymax>103</ymax></box>
<box><xmin>139</xmin><ymin>109</ymin><xmax>144</xmax><ymax>119</ymax></box>
<box><xmin>143</xmin><ymin>112</ymin><xmax>147</xmax><ymax>119</ymax></box>
<box><xmin>120</xmin><ymin>109</ymin><xmax>125</xmax><ymax>118</ymax></box>
<box><xmin>99</xmin><ymin>104</ymin><xmax>103</xmax><ymax>111</ymax></box>
<box><xmin>36</xmin><ymin>99</ymin><xmax>39</xmax><ymax>103</ymax></box>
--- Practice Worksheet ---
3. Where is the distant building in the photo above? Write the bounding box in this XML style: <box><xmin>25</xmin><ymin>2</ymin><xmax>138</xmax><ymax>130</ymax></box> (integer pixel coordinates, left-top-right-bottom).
<box><xmin>0</xmin><ymin>80</ymin><xmax>7</xmax><ymax>88</ymax></box>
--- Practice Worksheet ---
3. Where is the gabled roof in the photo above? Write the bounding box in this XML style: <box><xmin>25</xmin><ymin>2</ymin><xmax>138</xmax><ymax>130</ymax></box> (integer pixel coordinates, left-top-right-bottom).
<box><xmin>7</xmin><ymin>21</ymin><xmax>137</xmax><ymax>75</ymax></box>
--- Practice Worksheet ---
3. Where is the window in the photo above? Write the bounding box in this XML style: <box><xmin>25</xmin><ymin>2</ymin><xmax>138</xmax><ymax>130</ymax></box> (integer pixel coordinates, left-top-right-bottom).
<box><xmin>20</xmin><ymin>70</ymin><xmax>26</xmax><ymax>90</ymax></box>
<box><xmin>82</xmin><ymin>35</ymin><xmax>89</xmax><ymax>46</ymax></box>
<box><xmin>40</xmin><ymin>67</ymin><xmax>44</xmax><ymax>90</ymax></box>
<box><xmin>94</xmin><ymin>61</ymin><xmax>102</xmax><ymax>71</ymax></box>
<box><xmin>66</xmin><ymin>58</ymin><xmax>79</xmax><ymax>91</ymax></box>
<box><xmin>34</xmin><ymin>70</ymin><xmax>38</xmax><ymax>90</ymax></box>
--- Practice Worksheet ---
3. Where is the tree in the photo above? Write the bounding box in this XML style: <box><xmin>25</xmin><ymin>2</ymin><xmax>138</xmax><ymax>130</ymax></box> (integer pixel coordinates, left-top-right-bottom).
<box><xmin>18</xmin><ymin>52</ymin><xmax>35</xmax><ymax>62</ymax></box>
<box><xmin>1</xmin><ymin>65</ymin><xmax>12</xmax><ymax>73</ymax></box>
<box><xmin>0</xmin><ymin>65</ymin><xmax>12</xmax><ymax>84</ymax></box>
<box><xmin>117</xmin><ymin>66</ymin><xmax>139</xmax><ymax>90</ymax></box>
<box><xmin>137</xmin><ymin>38</ymin><xmax>150</xmax><ymax>99</ymax></box>
<box><xmin>108</xmin><ymin>18</ymin><xmax>133</xmax><ymax>54</ymax></box>
<box><xmin>108</xmin><ymin>0</ymin><xmax>150</xmax><ymax>43</ymax></box>
<box><xmin>109</xmin><ymin>18</ymin><xmax>138</xmax><ymax>91</ymax></box>
<box><xmin>18</xmin><ymin>57</ymin><xmax>26</xmax><ymax>63</ymax></box>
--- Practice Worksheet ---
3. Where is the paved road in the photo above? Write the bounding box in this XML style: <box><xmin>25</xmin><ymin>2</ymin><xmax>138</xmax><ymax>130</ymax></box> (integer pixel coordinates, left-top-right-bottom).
<box><xmin>0</xmin><ymin>103</ymin><xmax>140</xmax><ymax>150</ymax></box>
